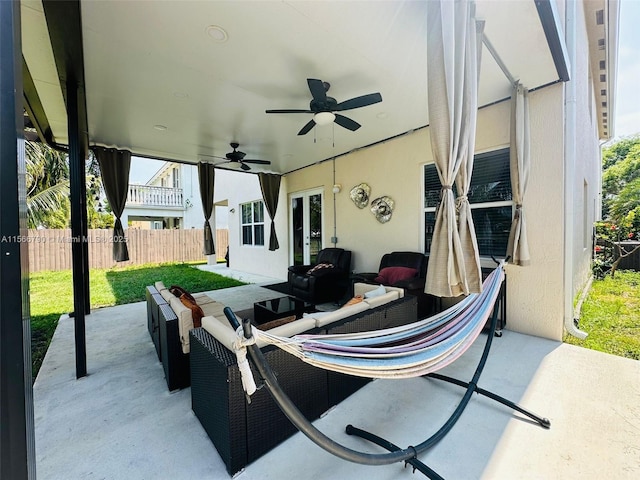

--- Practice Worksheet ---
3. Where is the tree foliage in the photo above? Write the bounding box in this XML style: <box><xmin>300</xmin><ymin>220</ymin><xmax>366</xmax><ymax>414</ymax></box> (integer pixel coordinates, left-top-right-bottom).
<box><xmin>601</xmin><ymin>135</ymin><xmax>640</xmax><ymax>237</ymax></box>
<box><xmin>25</xmin><ymin>141</ymin><xmax>114</xmax><ymax>229</ymax></box>
<box><xmin>595</xmin><ymin>136</ymin><xmax>640</xmax><ymax>277</ymax></box>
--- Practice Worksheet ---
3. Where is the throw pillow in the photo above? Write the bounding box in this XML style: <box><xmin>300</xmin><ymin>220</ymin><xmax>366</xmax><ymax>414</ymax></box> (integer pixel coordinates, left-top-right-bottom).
<box><xmin>257</xmin><ymin>315</ymin><xmax>297</xmax><ymax>331</ymax></box>
<box><xmin>178</xmin><ymin>293</ymin><xmax>205</xmax><ymax>328</ymax></box>
<box><xmin>307</xmin><ymin>262</ymin><xmax>334</xmax><ymax>274</ymax></box>
<box><xmin>375</xmin><ymin>266</ymin><xmax>418</xmax><ymax>285</ymax></box>
<box><xmin>169</xmin><ymin>285</ymin><xmax>197</xmax><ymax>303</ymax></box>
<box><xmin>341</xmin><ymin>295</ymin><xmax>364</xmax><ymax>308</ymax></box>
<box><xmin>364</xmin><ymin>284</ymin><xmax>386</xmax><ymax>299</ymax></box>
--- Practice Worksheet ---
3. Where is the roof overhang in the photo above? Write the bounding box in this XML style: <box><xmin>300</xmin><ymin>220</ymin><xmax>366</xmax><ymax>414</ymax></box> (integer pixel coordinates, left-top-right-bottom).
<box><xmin>583</xmin><ymin>0</ymin><xmax>620</xmax><ymax>141</ymax></box>
<box><xmin>21</xmin><ymin>0</ymin><xmax>585</xmax><ymax>174</ymax></box>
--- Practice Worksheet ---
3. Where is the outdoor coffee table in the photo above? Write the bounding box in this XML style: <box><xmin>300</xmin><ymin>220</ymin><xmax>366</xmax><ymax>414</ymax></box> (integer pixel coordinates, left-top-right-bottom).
<box><xmin>253</xmin><ymin>296</ymin><xmax>314</xmax><ymax>325</ymax></box>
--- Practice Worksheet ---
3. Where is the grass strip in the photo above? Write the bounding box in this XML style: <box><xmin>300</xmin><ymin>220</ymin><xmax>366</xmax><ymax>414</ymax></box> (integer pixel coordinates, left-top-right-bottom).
<box><xmin>30</xmin><ymin>263</ymin><xmax>245</xmax><ymax>378</ymax></box>
<box><xmin>564</xmin><ymin>270</ymin><xmax>640</xmax><ymax>360</ymax></box>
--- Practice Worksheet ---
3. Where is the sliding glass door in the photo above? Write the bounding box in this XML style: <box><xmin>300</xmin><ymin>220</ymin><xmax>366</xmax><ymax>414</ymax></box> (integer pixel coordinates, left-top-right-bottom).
<box><xmin>290</xmin><ymin>189</ymin><xmax>323</xmax><ymax>266</ymax></box>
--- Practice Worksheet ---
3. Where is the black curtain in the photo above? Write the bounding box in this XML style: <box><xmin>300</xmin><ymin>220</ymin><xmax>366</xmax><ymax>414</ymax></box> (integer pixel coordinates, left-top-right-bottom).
<box><xmin>259</xmin><ymin>172</ymin><xmax>281</xmax><ymax>251</ymax></box>
<box><xmin>198</xmin><ymin>162</ymin><xmax>215</xmax><ymax>255</ymax></box>
<box><xmin>94</xmin><ymin>147</ymin><xmax>131</xmax><ymax>262</ymax></box>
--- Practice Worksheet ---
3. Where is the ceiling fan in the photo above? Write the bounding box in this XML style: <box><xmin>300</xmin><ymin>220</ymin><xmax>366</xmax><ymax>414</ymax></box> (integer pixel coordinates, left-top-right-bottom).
<box><xmin>266</xmin><ymin>78</ymin><xmax>382</xmax><ymax>135</ymax></box>
<box><xmin>213</xmin><ymin>142</ymin><xmax>271</xmax><ymax>171</ymax></box>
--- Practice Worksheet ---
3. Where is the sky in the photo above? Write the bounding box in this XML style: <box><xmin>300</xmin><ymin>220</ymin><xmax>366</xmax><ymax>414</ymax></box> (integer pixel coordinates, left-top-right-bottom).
<box><xmin>129</xmin><ymin>157</ymin><xmax>164</xmax><ymax>184</ymax></box>
<box><xmin>130</xmin><ymin>0</ymin><xmax>639</xmax><ymax>182</ymax></box>
<box><xmin>614</xmin><ymin>0</ymin><xmax>640</xmax><ymax>138</ymax></box>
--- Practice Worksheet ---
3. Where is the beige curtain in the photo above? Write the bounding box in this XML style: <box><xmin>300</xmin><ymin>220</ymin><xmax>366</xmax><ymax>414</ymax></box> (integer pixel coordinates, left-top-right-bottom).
<box><xmin>454</xmin><ymin>16</ymin><xmax>484</xmax><ymax>293</ymax></box>
<box><xmin>425</xmin><ymin>0</ymin><xmax>483</xmax><ymax>297</ymax></box>
<box><xmin>507</xmin><ymin>82</ymin><xmax>531</xmax><ymax>265</ymax></box>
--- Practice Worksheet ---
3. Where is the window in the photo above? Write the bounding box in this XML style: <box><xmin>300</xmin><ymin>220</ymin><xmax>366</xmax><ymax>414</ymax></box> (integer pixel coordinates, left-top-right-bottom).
<box><xmin>172</xmin><ymin>167</ymin><xmax>180</xmax><ymax>188</ymax></box>
<box><xmin>423</xmin><ymin>148</ymin><xmax>512</xmax><ymax>257</ymax></box>
<box><xmin>241</xmin><ymin>201</ymin><xmax>265</xmax><ymax>246</ymax></box>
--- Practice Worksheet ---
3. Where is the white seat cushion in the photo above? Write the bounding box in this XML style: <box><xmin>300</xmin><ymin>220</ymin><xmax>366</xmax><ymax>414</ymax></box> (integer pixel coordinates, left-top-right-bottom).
<box><xmin>311</xmin><ymin>302</ymin><xmax>370</xmax><ymax>328</ymax></box>
<box><xmin>363</xmin><ymin>290</ymin><xmax>399</xmax><ymax>308</ymax></box>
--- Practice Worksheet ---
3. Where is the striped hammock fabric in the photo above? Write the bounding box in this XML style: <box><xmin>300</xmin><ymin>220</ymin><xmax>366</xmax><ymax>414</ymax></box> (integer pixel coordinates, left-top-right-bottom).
<box><xmin>250</xmin><ymin>263</ymin><xmax>505</xmax><ymax>381</ymax></box>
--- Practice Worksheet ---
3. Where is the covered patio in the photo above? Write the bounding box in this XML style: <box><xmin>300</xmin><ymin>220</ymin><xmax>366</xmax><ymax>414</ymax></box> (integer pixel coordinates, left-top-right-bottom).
<box><xmin>33</xmin><ymin>271</ymin><xmax>640</xmax><ymax>479</ymax></box>
<box><xmin>2</xmin><ymin>1</ymin><xmax>625</xmax><ymax>478</ymax></box>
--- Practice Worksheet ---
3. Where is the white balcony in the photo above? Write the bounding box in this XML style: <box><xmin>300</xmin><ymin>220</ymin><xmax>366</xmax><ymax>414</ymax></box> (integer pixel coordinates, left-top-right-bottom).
<box><xmin>127</xmin><ymin>184</ymin><xmax>184</xmax><ymax>208</ymax></box>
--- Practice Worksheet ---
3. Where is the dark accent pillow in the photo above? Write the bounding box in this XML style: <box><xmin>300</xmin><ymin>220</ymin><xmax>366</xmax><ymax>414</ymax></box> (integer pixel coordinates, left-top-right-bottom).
<box><xmin>170</xmin><ymin>285</ymin><xmax>196</xmax><ymax>303</ymax></box>
<box><xmin>307</xmin><ymin>262</ymin><xmax>334</xmax><ymax>274</ymax></box>
<box><xmin>375</xmin><ymin>266</ymin><xmax>418</xmax><ymax>285</ymax></box>
<box><xmin>256</xmin><ymin>315</ymin><xmax>297</xmax><ymax>331</ymax></box>
<box><xmin>178</xmin><ymin>293</ymin><xmax>204</xmax><ymax>328</ymax></box>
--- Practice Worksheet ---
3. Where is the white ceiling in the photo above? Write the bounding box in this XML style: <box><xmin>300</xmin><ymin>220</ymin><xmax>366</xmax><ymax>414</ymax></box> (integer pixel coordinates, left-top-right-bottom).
<box><xmin>22</xmin><ymin>0</ymin><xmax>561</xmax><ymax>175</ymax></box>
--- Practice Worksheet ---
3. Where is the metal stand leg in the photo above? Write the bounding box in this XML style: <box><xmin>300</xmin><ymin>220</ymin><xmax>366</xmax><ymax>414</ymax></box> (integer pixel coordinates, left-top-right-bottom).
<box><xmin>345</xmin><ymin>425</ymin><xmax>444</xmax><ymax>479</ymax></box>
<box><xmin>425</xmin><ymin>373</ymin><xmax>550</xmax><ymax>429</ymax></box>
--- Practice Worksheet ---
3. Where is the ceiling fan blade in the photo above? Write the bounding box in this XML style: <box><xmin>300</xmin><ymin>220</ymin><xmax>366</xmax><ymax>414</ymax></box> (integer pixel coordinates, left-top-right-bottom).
<box><xmin>240</xmin><ymin>163</ymin><xmax>251</xmax><ymax>171</ymax></box>
<box><xmin>307</xmin><ymin>79</ymin><xmax>327</xmax><ymax>102</ymax></box>
<box><xmin>243</xmin><ymin>159</ymin><xmax>271</xmax><ymax>165</ymax></box>
<box><xmin>211</xmin><ymin>159</ymin><xmax>232</xmax><ymax>167</ymax></box>
<box><xmin>266</xmin><ymin>109</ymin><xmax>313</xmax><ymax>114</ymax></box>
<box><xmin>334</xmin><ymin>114</ymin><xmax>361</xmax><ymax>131</ymax></box>
<box><xmin>297</xmin><ymin>119</ymin><xmax>316</xmax><ymax>135</ymax></box>
<box><xmin>335</xmin><ymin>92</ymin><xmax>382</xmax><ymax>111</ymax></box>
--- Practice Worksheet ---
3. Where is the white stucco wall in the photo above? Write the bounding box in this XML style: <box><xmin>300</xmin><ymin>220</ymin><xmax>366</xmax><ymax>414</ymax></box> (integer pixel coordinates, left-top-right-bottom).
<box><xmin>214</xmin><ymin>170</ymin><xmax>289</xmax><ymax>281</ymax></box>
<box><xmin>571</xmin><ymin>0</ymin><xmax>603</xmax><ymax>298</ymax></box>
<box><xmin>180</xmin><ymin>165</ymin><xmax>205</xmax><ymax>230</ymax></box>
<box><xmin>279</xmin><ymin>83</ymin><xmax>587</xmax><ymax>341</ymax></box>
<box><xmin>222</xmin><ymin>3</ymin><xmax>605</xmax><ymax>341</ymax></box>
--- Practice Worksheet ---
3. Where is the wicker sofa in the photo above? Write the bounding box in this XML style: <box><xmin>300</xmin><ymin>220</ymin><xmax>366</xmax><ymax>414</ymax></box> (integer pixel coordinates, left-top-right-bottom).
<box><xmin>145</xmin><ymin>282</ymin><xmax>226</xmax><ymax>391</ymax></box>
<box><xmin>189</xmin><ymin>283</ymin><xmax>417</xmax><ymax>475</ymax></box>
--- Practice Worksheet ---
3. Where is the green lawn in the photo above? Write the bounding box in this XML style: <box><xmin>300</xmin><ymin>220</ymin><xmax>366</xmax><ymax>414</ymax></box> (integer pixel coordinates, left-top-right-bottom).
<box><xmin>30</xmin><ymin>262</ymin><xmax>245</xmax><ymax>378</ymax></box>
<box><xmin>564</xmin><ymin>270</ymin><xmax>640</xmax><ymax>360</ymax></box>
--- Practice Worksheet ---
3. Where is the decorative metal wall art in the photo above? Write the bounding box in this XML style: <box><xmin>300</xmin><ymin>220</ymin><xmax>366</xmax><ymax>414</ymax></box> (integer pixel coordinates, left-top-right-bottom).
<box><xmin>349</xmin><ymin>183</ymin><xmax>370</xmax><ymax>209</ymax></box>
<box><xmin>370</xmin><ymin>196</ymin><xmax>394</xmax><ymax>223</ymax></box>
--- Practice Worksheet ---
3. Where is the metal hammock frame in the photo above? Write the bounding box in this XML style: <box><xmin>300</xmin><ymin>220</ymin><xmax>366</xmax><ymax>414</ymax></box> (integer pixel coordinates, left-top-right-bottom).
<box><xmin>223</xmin><ymin>264</ymin><xmax>549</xmax><ymax>479</ymax></box>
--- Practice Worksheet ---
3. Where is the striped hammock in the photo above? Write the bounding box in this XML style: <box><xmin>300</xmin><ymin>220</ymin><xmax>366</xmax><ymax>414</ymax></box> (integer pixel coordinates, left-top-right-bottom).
<box><xmin>233</xmin><ymin>264</ymin><xmax>505</xmax><ymax>390</ymax></box>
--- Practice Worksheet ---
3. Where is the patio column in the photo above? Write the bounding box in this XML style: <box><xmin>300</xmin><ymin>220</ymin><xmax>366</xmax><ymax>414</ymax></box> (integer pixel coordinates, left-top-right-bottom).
<box><xmin>0</xmin><ymin>1</ymin><xmax>36</xmax><ymax>478</ymax></box>
<box><xmin>68</xmin><ymin>78</ymin><xmax>90</xmax><ymax>378</ymax></box>
<box><xmin>259</xmin><ymin>173</ymin><xmax>281</xmax><ymax>251</ymax></box>
<box><xmin>425</xmin><ymin>0</ymin><xmax>483</xmax><ymax>297</ymax></box>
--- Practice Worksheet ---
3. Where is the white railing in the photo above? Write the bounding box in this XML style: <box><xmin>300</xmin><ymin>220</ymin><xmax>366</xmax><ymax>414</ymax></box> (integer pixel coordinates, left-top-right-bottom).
<box><xmin>127</xmin><ymin>184</ymin><xmax>184</xmax><ymax>207</ymax></box>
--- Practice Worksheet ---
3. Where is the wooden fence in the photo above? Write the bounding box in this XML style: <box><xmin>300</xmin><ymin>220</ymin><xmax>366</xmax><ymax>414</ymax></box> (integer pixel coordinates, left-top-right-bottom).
<box><xmin>26</xmin><ymin>228</ymin><xmax>229</xmax><ymax>272</ymax></box>
<box><xmin>617</xmin><ymin>241</ymin><xmax>640</xmax><ymax>271</ymax></box>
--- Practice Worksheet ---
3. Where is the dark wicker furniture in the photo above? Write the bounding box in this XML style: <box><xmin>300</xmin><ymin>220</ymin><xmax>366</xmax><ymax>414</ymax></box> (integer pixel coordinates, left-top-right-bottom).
<box><xmin>145</xmin><ymin>285</ymin><xmax>164</xmax><ymax>361</ymax></box>
<box><xmin>190</xmin><ymin>294</ymin><xmax>417</xmax><ymax>475</ymax></box>
<box><xmin>145</xmin><ymin>285</ymin><xmax>191</xmax><ymax>391</ymax></box>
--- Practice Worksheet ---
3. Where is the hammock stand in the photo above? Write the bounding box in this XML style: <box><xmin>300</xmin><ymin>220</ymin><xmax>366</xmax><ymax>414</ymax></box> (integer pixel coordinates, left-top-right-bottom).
<box><xmin>223</xmin><ymin>265</ymin><xmax>549</xmax><ymax>479</ymax></box>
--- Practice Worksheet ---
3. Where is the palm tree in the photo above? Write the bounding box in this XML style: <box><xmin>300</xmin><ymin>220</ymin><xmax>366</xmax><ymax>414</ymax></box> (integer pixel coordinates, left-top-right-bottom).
<box><xmin>25</xmin><ymin>141</ymin><xmax>113</xmax><ymax>229</ymax></box>
<box><xmin>26</xmin><ymin>141</ymin><xmax>70</xmax><ymax>228</ymax></box>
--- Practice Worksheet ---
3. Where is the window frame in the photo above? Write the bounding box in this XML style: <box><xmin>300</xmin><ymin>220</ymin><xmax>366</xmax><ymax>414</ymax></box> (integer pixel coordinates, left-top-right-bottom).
<box><xmin>422</xmin><ymin>147</ymin><xmax>513</xmax><ymax>260</ymax></box>
<box><xmin>240</xmin><ymin>200</ymin><xmax>265</xmax><ymax>247</ymax></box>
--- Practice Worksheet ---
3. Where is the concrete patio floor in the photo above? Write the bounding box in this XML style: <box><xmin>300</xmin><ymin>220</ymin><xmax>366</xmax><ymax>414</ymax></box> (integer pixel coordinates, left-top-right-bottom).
<box><xmin>33</xmin><ymin>267</ymin><xmax>640</xmax><ymax>479</ymax></box>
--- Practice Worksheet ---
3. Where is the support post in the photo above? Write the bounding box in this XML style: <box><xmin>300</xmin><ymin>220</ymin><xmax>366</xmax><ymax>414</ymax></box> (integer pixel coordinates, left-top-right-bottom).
<box><xmin>0</xmin><ymin>1</ymin><xmax>36</xmax><ymax>478</ymax></box>
<box><xmin>67</xmin><ymin>77</ymin><xmax>88</xmax><ymax>378</ymax></box>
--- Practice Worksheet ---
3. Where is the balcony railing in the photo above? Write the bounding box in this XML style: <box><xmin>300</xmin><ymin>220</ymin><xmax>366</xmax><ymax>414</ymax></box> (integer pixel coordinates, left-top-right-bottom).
<box><xmin>127</xmin><ymin>184</ymin><xmax>184</xmax><ymax>208</ymax></box>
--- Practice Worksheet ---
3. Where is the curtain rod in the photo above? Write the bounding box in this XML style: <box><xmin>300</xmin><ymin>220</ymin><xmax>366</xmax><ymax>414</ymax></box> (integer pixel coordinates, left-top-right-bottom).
<box><xmin>482</xmin><ymin>33</ymin><xmax>516</xmax><ymax>85</ymax></box>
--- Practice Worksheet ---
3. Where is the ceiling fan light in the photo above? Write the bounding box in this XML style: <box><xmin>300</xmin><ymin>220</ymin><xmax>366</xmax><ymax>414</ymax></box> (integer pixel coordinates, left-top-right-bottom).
<box><xmin>314</xmin><ymin>111</ymin><xmax>336</xmax><ymax>126</ymax></box>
